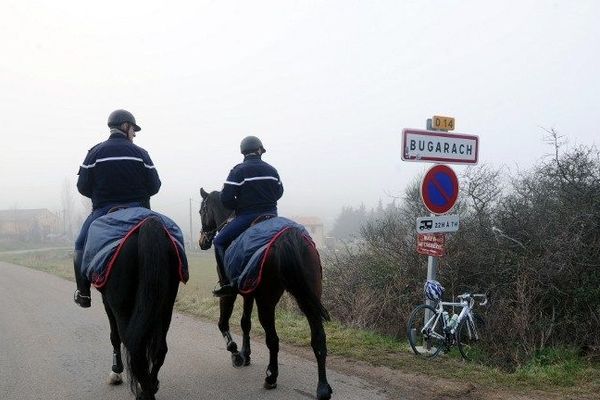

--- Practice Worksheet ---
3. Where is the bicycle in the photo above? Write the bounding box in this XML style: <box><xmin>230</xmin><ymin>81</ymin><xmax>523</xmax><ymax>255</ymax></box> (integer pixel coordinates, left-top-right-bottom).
<box><xmin>407</xmin><ymin>283</ymin><xmax>488</xmax><ymax>361</ymax></box>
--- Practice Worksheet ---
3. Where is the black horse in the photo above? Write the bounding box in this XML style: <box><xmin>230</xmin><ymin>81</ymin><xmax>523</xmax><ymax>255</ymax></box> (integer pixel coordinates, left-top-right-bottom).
<box><xmin>199</xmin><ymin>188</ymin><xmax>333</xmax><ymax>400</ymax></box>
<box><xmin>100</xmin><ymin>217</ymin><xmax>181</xmax><ymax>400</ymax></box>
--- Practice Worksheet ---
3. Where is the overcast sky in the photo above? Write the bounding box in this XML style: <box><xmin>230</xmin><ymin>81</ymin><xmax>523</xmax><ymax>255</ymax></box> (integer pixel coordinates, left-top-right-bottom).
<box><xmin>1</xmin><ymin>0</ymin><xmax>599</xmax><ymax>232</ymax></box>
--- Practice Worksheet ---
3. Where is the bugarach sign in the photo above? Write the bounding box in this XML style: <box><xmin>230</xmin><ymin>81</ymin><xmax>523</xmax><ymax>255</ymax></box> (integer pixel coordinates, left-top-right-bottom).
<box><xmin>402</xmin><ymin>128</ymin><xmax>479</xmax><ymax>165</ymax></box>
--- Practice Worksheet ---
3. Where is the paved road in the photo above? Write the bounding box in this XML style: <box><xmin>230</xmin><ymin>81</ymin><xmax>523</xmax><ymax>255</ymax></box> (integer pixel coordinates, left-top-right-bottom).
<box><xmin>0</xmin><ymin>261</ymin><xmax>388</xmax><ymax>400</ymax></box>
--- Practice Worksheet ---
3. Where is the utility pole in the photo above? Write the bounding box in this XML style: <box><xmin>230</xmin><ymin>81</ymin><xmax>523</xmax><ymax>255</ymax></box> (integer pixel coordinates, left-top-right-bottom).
<box><xmin>189</xmin><ymin>198</ymin><xmax>194</xmax><ymax>250</ymax></box>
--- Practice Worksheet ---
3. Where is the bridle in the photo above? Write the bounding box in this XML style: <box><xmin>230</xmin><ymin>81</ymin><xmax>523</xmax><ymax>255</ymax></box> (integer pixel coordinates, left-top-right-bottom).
<box><xmin>199</xmin><ymin>197</ymin><xmax>231</xmax><ymax>248</ymax></box>
<box><xmin>200</xmin><ymin>221</ymin><xmax>227</xmax><ymax>244</ymax></box>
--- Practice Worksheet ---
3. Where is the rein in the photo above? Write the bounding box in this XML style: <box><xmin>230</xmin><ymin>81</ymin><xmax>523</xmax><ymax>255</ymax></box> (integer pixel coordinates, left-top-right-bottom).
<box><xmin>199</xmin><ymin>191</ymin><xmax>234</xmax><ymax>248</ymax></box>
<box><xmin>202</xmin><ymin>218</ymin><xmax>229</xmax><ymax>241</ymax></box>
<box><xmin>200</xmin><ymin>212</ymin><xmax>234</xmax><ymax>244</ymax></box>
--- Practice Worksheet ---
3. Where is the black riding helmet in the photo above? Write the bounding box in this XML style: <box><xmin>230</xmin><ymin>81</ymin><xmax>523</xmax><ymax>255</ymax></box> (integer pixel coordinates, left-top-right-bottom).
<box><xmin>240</xmin><ymin>136</ymin><xmax>266</xmax><ymax>155</ymax></box>
<box><xmin>107</xmin><ymin>109</ymin><xmax>141</xmax><ymax>132</ymax></box>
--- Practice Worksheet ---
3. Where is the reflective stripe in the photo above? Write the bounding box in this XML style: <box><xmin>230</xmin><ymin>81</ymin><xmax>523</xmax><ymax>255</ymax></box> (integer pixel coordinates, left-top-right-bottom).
<box><xmin>224</xmin><ymin>176</ymin><xmax>280</xmax><ymax>186</ymax></box>
<box><xmin>80</xmin><ymin>156</ymin><xmax>155</xmax><ymax>169</ymax></box>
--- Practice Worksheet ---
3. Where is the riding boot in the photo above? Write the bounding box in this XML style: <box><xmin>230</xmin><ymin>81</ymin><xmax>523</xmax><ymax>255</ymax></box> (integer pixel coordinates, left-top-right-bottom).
<box><xmin>214</xmin><ymin>245</ymin><xmax>229</xmax><ymax>286</ymax></box>
<box><xmin>73</xmin><ymin>250</ymin><xmax>91</xmax><ymax>308</ymax></box>
<box><xmin>212</xmin><ymin>246</ymin><xmax>237</xmax><ymax>297</ymax></box>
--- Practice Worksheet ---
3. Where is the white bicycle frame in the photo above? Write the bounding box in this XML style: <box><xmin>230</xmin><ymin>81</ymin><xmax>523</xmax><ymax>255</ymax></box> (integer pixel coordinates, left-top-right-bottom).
<box><xmin>423</xmin><ymin>293</ymin><xmax>487</xmax><ymax>342</ymax></box>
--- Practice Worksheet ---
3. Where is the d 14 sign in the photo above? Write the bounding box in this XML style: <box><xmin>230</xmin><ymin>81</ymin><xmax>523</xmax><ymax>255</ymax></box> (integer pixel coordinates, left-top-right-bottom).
<box><xmin>432</xmin><ymin>115</ymin><xmax>455</xmax><ymax>131</ymax></box>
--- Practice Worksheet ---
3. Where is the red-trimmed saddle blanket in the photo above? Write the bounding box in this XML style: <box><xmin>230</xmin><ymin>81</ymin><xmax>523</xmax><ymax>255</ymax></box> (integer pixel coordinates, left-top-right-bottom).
<box><xmin>82</xmin><ymin>207</ymin><xmax>189</xmax><ymax>288</ymax></box>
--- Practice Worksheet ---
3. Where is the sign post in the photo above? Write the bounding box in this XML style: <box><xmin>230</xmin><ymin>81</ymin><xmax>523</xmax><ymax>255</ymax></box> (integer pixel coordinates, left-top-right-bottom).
<box><xmin>420</xmin><ymin>118</ymin><xmax>461</xmax><ymax>337</ymax></box>
<box><xmin>401</xmin><ymin>116</ymin><xmax>479</xmax><ymax>354</ymax></box>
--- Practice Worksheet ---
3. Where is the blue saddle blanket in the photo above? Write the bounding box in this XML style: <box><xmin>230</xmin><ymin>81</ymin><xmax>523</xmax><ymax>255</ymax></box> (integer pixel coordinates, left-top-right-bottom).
<box><xmin>82</xmin><ymin>207</ymin><xmax>189</xmax><ymax>288</ymax></box>
<box><xmin>224</xmin><ymin>217</ymin><xmax>310</xmax><ymax>294</ymax></box>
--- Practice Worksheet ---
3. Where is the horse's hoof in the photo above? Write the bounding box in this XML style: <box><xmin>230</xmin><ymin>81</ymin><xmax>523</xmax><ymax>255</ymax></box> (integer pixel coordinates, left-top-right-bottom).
<box><xmin>242</xmin><ymin>354</ymin><xmax>251</xmax><ymax>366</ymax></box>
<box><xmin>264</xmin><ymin>371</ymin><xmax>277</xmax><ymax>389</ymax></box>
<box><xmin>231</xmin><ymin>352</ymin><xmax>244</xmax><ymax>368</ymax></box>
<box><xmin>226</xmin><ymin>342</ymin><xmax>238</xmax><ymax>353</ymax></box>
<box><xmin>263</xmin><ymin>381</ymin><xmax>277</xmax><ymax>390</ymax></box>
<box><xmin>107</xmin><ymin>371</ymin><xmax>123</xmax><ymax>385</ymax></box>
<box><xmin>136</xmin><ymin>395</ymin><xmax>155</xmax><ymax>400</ymax></box>
<box><xmin>317</xmin><ymin>383</ymin><xmax>333</xmax><ymax>400</ymax></box>
<box><xmin>151</xmin><ymin>380</ymin><xmax>160</xmax><ymax>394</ymax></box>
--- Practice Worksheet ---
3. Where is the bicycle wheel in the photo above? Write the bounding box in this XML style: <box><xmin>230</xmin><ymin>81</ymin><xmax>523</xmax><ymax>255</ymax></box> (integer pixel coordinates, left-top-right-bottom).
<box><xmin>456</xmin><ymin>313</ymin><xmax>487</xmax><ymax>361</ymax></box>
<box><xmin>406</xmin><ymin>304</ymin><xmax>445</xmax><ymax>358</ymax></box>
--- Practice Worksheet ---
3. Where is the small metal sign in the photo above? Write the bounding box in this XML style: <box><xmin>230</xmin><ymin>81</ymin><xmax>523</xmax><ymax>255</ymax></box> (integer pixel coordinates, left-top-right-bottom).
<box><xmin>432</xmin><ymin>115</ymin><xmax>455</xmax><ymax>131</ymax></box>
<box><xmin>402</xmin><ymin>128</ymin><xmax>479</xmax><ymax>165</ymax></box>
<box><xmin>417</xmin><ymin>214</ymin><xmax>460</xmax><ymax>234</ymax></box>
<box><xmin>420</xmin><ymin>164</ymin><xmax>459</xmax><ymax>215</ymax></box>
<box><xmin>417</xmin><ymin>233</ymin><xmax>446</xmax><ymax>257</ymax></box>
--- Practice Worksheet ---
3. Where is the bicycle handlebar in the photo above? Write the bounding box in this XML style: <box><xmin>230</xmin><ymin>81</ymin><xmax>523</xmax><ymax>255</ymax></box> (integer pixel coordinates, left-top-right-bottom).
<box><xmin>474</xmin><ymin>294</ymin><xmax>488</xmax><ymax>306</ymax></box>
<box><xmin>457</xmin><ymin>293</ymin><xmax>488</xmax><ymax>306</ymax></box>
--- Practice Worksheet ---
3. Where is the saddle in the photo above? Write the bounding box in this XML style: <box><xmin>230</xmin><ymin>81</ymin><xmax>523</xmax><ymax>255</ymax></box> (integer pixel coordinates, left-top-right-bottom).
<box><xmin>82</xmin><ymin>207</ymin><xmax>189</xmax><ymax>288</ymax></box>
<box><xmin>107</xmin><ymin>204</ymin><xmax>133</xmax><ymax>214</ymax></box>
<box><xmin>251</xmin><ymin>214</ymin><xmax>276</xmax><ymax>226</ymax></box>
<box><xmin>223</xmin><ymin>217</ymin><xmax>310</xmax><ymax>294</ymax></box>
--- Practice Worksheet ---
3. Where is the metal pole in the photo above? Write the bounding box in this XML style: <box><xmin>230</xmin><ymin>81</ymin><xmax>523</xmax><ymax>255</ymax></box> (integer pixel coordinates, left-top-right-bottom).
<box><xmin>424</xmin><ymin>119</ymin><xmax>438</xmax><ymax>352</ymax></box>
<box><xmin>426</xmin><ymin>119</ymin><xmax>438</xmax><ymax>287</ymax></box>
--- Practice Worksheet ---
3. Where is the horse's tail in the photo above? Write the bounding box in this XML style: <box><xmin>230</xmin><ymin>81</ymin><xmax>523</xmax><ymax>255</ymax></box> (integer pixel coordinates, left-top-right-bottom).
<box><xmin>124</xmin><ymin>217</ymin><xmax>173</xmax><ymax>395</ymax></box>
<box><xmin>275</xmin><ymin>228</ymin><xmax>330</xmax><ymax>322</ymax></box>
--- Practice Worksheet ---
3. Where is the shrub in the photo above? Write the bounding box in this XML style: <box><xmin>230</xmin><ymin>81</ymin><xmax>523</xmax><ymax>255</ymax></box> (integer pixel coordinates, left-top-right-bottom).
<box><xmin>323</xmin><ymin>134</ymin><xmax>600</xmax><ymax>369</ymax></box>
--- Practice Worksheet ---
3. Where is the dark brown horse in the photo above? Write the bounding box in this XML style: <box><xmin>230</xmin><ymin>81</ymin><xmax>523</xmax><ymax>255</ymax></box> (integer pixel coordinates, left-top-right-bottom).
<box><xmin>198</xmin><ymin>188</ymin><xmax>332</xmax><ymax>400</ymax></box>
<box><xmin>100</xmin><ymin>217</ymin><xmax>181</xmax><ymax>400</ymax></box>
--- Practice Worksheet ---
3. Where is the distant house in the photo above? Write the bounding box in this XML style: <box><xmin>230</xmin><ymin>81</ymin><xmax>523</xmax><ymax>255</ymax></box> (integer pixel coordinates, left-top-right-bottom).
<box><xmin>293</xmin><ymin>216</ymin><xmax>325</xmax><ymax>249</ymax></box>
<box><xmin>0</xmin><ymin>209</ymin><xmax>61</xmax><ymax>241</ymax></box>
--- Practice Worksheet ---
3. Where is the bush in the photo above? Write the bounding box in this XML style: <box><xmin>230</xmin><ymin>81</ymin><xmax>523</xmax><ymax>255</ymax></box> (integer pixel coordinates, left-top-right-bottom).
<box><xmin>322</xmin><ymin>134</ymin><xmax>600</xmax><ymax>369</ymax></box>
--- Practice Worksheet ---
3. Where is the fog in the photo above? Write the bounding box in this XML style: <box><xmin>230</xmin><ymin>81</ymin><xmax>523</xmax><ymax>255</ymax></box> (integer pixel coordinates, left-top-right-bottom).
<box><xmin>1</xmin><ymin>0</ymin><xmax>599</xmax><ymax>235</ymax></box>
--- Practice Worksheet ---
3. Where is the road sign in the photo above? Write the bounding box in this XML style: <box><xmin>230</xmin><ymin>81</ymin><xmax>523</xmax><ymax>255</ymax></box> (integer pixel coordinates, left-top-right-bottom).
<box><xmin>416</xmin><ymin>214</ymin><xmax>459</xmax><ymax>234</ymax></box>
<box><xmin>417</xmin><ymin>233</ymin><xmax>445</xmax><ymax>257</ymax></box>
<box><xmin>432</xmin><ymin>115</ymin><xmax>455</xmax><ymax>131</ymax></box>
<box><xmin>421</xmin><ymin>164</ymin><xmax>459</xmax><ymax>215</ymax></box>
<box><xmin>402</xmin><ymin>128</ymin><xmax>479</xmax><ymax>164</ymax></box>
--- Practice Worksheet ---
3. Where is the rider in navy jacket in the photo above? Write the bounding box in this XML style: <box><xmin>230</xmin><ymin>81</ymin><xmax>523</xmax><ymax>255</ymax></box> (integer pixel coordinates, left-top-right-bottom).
<box><xmin>212</xmin><ymin>136</ymin><xmax>283</xmax><ymax>297</ymax></box>
<box><xmin>220</xmin><ymin>154</ymin><xmax>283</xmax><ymax>215</ymax></box>
<box><xmin>73</xmin><ymin>109</ymin><xmax>161</xmax><ymax>308</ymax></box>
<box><xmin>77</xmin><ymin>133</ymin><xmax>160</xmax><ymax>209</ymax></box>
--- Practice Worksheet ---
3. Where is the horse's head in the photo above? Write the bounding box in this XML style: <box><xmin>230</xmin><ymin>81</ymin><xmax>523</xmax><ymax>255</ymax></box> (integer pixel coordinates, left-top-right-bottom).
<box><xmin>198</xmin><ymin>187</ymin><xmax>230</xmax><ymax>250</ymax></box>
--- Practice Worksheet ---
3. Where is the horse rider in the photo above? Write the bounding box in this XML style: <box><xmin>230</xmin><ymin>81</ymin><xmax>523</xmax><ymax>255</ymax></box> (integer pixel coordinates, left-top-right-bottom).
<box><xmin>73</xmin><ymin>109</ymin><xmax>161</xmax><ymax>308</ymax></box>
<box><xmin>212</xmin><ymin>136</ymin><xmax>284</xmax><ymax>297</ymax></box>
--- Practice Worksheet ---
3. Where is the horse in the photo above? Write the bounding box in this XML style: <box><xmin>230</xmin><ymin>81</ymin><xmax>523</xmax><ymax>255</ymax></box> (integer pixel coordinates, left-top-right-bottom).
<box><xmin>100</xmin><ymin>217</ymin><xmax>181</xmax><ymax>400</ymax></box>
<box><xmin>198</xmin><ymin>188</ymin><xmax>333</xmax><ymax>400</ymax></box>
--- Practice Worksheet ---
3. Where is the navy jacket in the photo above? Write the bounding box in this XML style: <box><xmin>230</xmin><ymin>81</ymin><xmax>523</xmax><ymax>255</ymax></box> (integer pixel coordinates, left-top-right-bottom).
<box><xmin>77</xmin><ymin>132</ymin><xmax>161</xmax><ymax>209</ymax></box>
<box><xmin>221</xmin><ymin>154</ymin><xmax>283</xmax><ymax>215</ymax></box>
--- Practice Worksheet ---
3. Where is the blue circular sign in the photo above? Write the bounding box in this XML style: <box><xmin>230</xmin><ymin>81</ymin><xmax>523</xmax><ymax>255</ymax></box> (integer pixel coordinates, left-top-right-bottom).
<box><xmin>420</xmin><ymin>165</ymin><xmax>459</xmax><ymax>214</ymax></box>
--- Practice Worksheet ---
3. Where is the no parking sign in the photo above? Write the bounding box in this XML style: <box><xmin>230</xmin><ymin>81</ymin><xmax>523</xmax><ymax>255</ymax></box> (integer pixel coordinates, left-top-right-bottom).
<box><xmin>420</xmin><ymin>164</ymin><xmax>459</xmax><ymax>215</ymax></box>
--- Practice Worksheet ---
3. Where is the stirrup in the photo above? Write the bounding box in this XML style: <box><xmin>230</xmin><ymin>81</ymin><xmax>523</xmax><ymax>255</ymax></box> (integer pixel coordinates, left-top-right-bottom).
<box><xmin>74</xmin><ymin>290</ymin><xmax>91</xmax><ymax>308</ymax></box>
<box><xmin>212</xmin><ymin>284</ymin><xmax>237</xmax><ymax>298</ymax></box>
